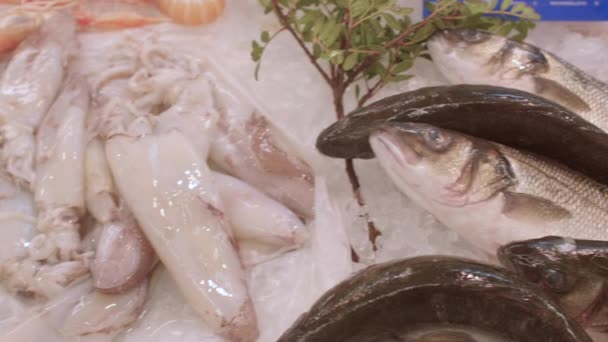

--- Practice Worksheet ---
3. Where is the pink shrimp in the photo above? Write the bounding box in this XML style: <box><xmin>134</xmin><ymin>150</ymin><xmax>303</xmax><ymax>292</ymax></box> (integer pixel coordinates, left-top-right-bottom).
<box><xmin>75</xmin><ymin>0</ymin><xmax>225</xmax><ymax>28</ymax></box>
<box><xmin>0</xmin><ymin>0</ymin><xmax>225</xmax><ymax>53</ymax></box>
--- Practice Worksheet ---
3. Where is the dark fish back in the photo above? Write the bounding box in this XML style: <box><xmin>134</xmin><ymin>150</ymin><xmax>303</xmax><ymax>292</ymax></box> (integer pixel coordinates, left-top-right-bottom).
<box><xmin>316</xmin><ymin>85</ymin><xmax>608</xmax><ymax>187</ymax></box>
<box><xmin>278</xmin><ymin>256</ymin><xmax>591</xmax><ymax>342</ymax></box>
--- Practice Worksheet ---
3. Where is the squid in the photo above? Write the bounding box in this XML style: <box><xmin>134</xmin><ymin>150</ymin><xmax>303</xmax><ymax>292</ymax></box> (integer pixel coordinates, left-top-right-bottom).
<box><xmin>0</xmin><ymin>71</ymin><xmax>90</xmax><ymax>299</ymax></box>
<box><xmin>0</xmin><ymin>11</ymin><xmax>75</xmax><ymax>187</ymax></box>
<box><xmin>207</xmin><ymin>73</ymin><xmax>315</xmax><ymax>220</ymax></box>
<box><xmin>90</xmin><ymin>205</ymin><xmax>157</xmax><ymax>294</ymax></box>
<box><xmin>85</xmin><ymin>119</ymin><xmax>157</xmax><ymax>295</ymax></box>
<box><xmin>0</xmin><ymin>171</ymin><xmax>36</xmax><ymax>265</ymax></box>
<box><xmin>0</xmin><ymin>277</ymin><xmax>148</xmax><ymax>340</ymax></box>
<box><xmin>34</xmin><ymin>72</ymin><xmax>88</xmax><ymax>263</ymax></box>
<box><xmin>151</xmin><ymin>71</ymin><xmax>309</xmax><ymax>265</ymax></box>
<box><xmin>106</xmin><ymin>130</ymin><xmax>259</xmax><ymax>342</ymax></box>
<box><xmin>212</xmin><ymin>172</ymin><xmax>308</xmax><ymax>266</ymax></box>
<box><xmin>60</xmin><ymin>279</ymin><xmax>149</xmax><ymax>337</ymax></box>
<box><xmin>78</xmin><ymin>36</ymin><xmax>315</xmax><ymax>340</ymax></box>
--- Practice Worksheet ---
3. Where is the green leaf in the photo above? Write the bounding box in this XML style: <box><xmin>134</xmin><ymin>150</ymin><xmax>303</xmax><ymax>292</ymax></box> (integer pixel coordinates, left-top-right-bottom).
<box><xmin>432</xmin><ymin>17</ymin><xmax>446</xmax><ymax>30</ymax></box>
<box><xmin>465</xmin><ymin>1</ymin><xmax>489</xmax><ymax>14</ymax></box>
<box><xmin>392</xmin><ymin>6</ymin><xmax>413</xmax><ymax>16</ymax></box>
<box><xmin>351</xmin><ymin>0</ymin><xmax>371</xmax><ymax>18</ymax></box>
<box><xmin>251</xmin><ymin>40</ymin><xmax>263</xmax><ymax>61</ymax></box>
<box><xmin>327</xmin><ymin>23</ymin><xmax>343</xmax><ymax>46</ymax></box>
<box><xmin>511</xmin><ymin>2</ymin><xmax>526</xmax><ymax>13</ymax></box>
<box><xmin>367</xmin><ymin>61</ymin><xmax>387</xmax><ymax>78</ymax></box>
<box><xmin>313</xmin><ymin>43</ymin><xmax>323</xmax><ymax>58</ymax></box>
<box><xmin>500</xmin><ymin>0</ymin><xmax>513</xmax><ymax>10</ymax></box>
<box><xmin>419</xmin><ymin>53</ymin><xmax>432</xmax><ymax>61</ymax></box>
<box><xmin>382</xmin><ymin>13</ymin><xmax>401</xmax><ymax>32</ymax></box>
<box><xmin>343</xmin><ymin>53</ymin><xmax>359</xmax><ymax>71</ymax></box>
<box><xmin>393</xmin><ymin>57</ymin><xmax>413</xmax><ymax>73</ymax></box>
<box><xmin>355</xmin><ymin>84</ymin><xmax>361</xmax><ymax>99</ymax></box>
<box><xmin>389</xmin><ymin>74</ymin><xmax>414</xmax><ymax>82</ymax></box>
<box><xmin>259</xmin><ymin>0</ymin><xmax>272</xmax><ymax>13</ymax></box>
<box><xmin>411</xmin><ymin>23</ymin><xmax>436</xmax><ymax>42</ymax></box>
<box><xmin>496</xmin><ymin>22</ymin><xmax>514</xmax><ymax>36</ymax></box>
<box><xmin>327</xmin><ymin>50</ymin><xmax>345</xmax><ymax>64</ymax></box>
<box><xmin>260</xmin><ymin>31</ymin><xmax>270</xmax><ymax>43</ymax></box>
<box><xmin>522</xmin><ymin>7</ymin><xmax>540</xmax><ymax>20</ymax></box>
<box><xmin>312</xmin><ymin>15</ymin><xmax>326</xmax><ymax>36</ymax></box>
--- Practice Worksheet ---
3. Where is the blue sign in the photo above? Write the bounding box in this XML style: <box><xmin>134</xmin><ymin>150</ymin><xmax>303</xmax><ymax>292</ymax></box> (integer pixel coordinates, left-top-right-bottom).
<box><xmin>423</xmin><ymin>0</ymin><xmax>608</xmax><ymax>21</ymax></box>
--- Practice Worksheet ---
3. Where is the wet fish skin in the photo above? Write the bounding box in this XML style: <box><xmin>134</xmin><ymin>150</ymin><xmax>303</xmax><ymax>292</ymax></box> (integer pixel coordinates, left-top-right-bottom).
<box><xmin>499</xmin><ymin>236</ymin><xmax>608</xmax><ymax>332</ymax></box>
<box><xmin>278</xmin><ymin>256</ymin><xmax>591</xmax><ymax>342</ymax></box>
<box><xmin>428</xmin><ymin>29</ymin><xmax>608</xmax><ymax>132</ymax></box>
<box><xmin>315</xmin><ymin>84</ymin><xmax>608</xmax><ymax>187</ymax></box>
<box><xmin>370</xmin><ymin>122</ymin><xmax>608</xmax><ymax>254</ymax></box>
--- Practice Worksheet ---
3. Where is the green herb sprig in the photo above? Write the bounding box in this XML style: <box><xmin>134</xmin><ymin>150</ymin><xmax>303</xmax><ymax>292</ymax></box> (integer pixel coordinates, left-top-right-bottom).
<box><xmin>253</xmin><ymin>0</ymin><xmax>539</xmax><ymax>115</ymax></box>
<box><xmin>252</xmin><ymin>0</ymin><xmax>539</xmax><ymax>252</ymax></box>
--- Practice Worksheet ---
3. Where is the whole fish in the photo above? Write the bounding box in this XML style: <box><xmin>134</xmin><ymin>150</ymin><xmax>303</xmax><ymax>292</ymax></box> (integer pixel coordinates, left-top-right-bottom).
<box><xmin>428</xmin><ymin>29</ymin><xmax>608</xmax><ymax>132</ymax></box>
<box><xmin>278</xmin><ymin>256</ymin><xmax>591</xmax><ymax>342</ymax></box>
<box><xmin>370</xmin><ymin>122</ymin><xmax>608</xmax><ymax>254</ymax></box>
<box><xmin>315</xmin><ymin>85</ymin><xmax>608</xmax><ymax>187</ymax></box>
<box><xmin>499</xmin><ymin>236</ymin><xmax>608</xmax><ymax>333</ymax></box>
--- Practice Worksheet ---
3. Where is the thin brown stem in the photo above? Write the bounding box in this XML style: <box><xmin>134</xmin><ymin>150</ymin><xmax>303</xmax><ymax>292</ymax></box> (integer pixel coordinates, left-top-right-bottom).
<box><xmin>333</xmin><ymin>85</ymin><xmax>345</xmax><ymax>118</ymax></box>
<box><xmin>271</xmin><ymin>0</ymin><xmax>332</xmax><ymax>86</ymax></box>
<box><xmin>272</xmin><ymin>0</ymin><xmax>382</xmax><ymax>253</ymax></box>
<box><xmin>334</xmin><ymin>80</ymin><xmax>381</xmax><ymax>252</ymax></box>
<box><xmin>345</xmin><ymin>159</ymin><xmax>382</xmax><ymax>251</ymax></box>
<box><xmin>345</xmin><ymin>53</ymin><xmax>380</xmax><ymax>86</ymax></box>
<box><xmin>357</xmin><ymin>78</ymin><xmax>383</xmax><ymax>107</ymax></box>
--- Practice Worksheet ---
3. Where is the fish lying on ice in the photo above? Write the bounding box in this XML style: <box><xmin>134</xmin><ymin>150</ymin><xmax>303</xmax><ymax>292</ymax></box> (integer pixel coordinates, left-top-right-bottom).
<box><xmin>370</xmin><ymin>122</ymin><xmax>608</xmax><ymax>255</ymax></box>
<box><xmin>279</xmin><ymin>256</ymin><xmax>591</xmax><ymax>341</ymax></box>
<box><xmin>428</xmin><ymin>29</ymin><xmax>608</xmax><ymax>132</ymax></box>
<box><xmin>499</xmin><ymin>236</ymin><xmax>608</xmax><ymax>335</ymax></box>
<box><xmin>315</xmin><ymin>85</ymin><xmax>608</xmax><ymax>187</ymax></box>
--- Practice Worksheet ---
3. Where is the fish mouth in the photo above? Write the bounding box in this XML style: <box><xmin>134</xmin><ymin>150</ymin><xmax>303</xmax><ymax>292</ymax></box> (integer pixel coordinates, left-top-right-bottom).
<box><xmin>370</xmin><ymin>125</ymin><xmax>421</xmax><ymax>167</ymax></box>
<box><xmin>496</xmin><ymin>245</ymin><xmax>518</xmax><ymax>270</ymax></box>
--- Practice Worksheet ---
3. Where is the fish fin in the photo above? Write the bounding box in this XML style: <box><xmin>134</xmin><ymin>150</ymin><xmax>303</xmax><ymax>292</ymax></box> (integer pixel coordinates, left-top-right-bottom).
<box><xmin>502</xmin><ymin>192</ymin><xmax>572</xmax><ymax>224</ymax></box>
<box><xmin>534</xmin><ymin>76</ymin><xmax>591</xmax><ymax>113</ymax></box>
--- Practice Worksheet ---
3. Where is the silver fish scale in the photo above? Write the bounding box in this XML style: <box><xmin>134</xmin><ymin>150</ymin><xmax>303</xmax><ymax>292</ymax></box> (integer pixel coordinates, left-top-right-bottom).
<box><xmin>546</xmin><ymin>52</ymin><xmax>608</xmax><ymax>132</ymax></box>
<box><xmin>499</xmin><ymin>145</ymin><xmax>608</xmax><ymax>241</ymax></box>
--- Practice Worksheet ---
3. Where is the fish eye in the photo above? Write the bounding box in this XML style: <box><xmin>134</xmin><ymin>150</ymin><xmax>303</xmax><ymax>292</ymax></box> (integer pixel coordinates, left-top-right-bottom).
<box><xmin>457</xmin><ymin>29</ymin><xmax>489</xmax><ymax>43</ymax></box>
<box><xmin>423</xmin><ymin>127</ymin><xmax>451</xmax><ymax>150</ymax></box>
<box><xmin>542</xmin><ymin>268</ymin><xmax>569</xmax><ymax>292</ymax></box>
<box><xmin>427</xmin><ymin>128</ymin><xmax>441</xmax><ymax>141</ymax></box>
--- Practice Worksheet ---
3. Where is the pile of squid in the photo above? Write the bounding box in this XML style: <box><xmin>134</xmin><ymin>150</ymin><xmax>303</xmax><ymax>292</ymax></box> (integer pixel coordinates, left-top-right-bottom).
<box><xmin>0</xmin><ymin>10</ymin><xmax>313</xmax><ymax>342</ymax></box>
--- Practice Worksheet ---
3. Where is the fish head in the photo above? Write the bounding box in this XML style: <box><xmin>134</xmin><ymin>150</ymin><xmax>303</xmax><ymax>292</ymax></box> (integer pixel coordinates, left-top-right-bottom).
<box><xmin>370</xmin><ymin>123</ymin><xmax>515</xmax><ymax>208</ymax></box>
<box><xmin>499</xmin><ymin>236</ymin><xmax>608</xmax><ymax>328</ymax></box>
<box><xmin>428</xmin><ymin>29</ymin><xmax>549</xmax><ymax>86</ymax></box>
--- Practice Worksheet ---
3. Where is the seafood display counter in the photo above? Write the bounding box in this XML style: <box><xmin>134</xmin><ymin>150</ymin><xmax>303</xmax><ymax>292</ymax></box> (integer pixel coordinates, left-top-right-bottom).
<box><xmin>0</xmin><ymin>0</ymin><xmax>606</xmax><ymax>342</ymax></box>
